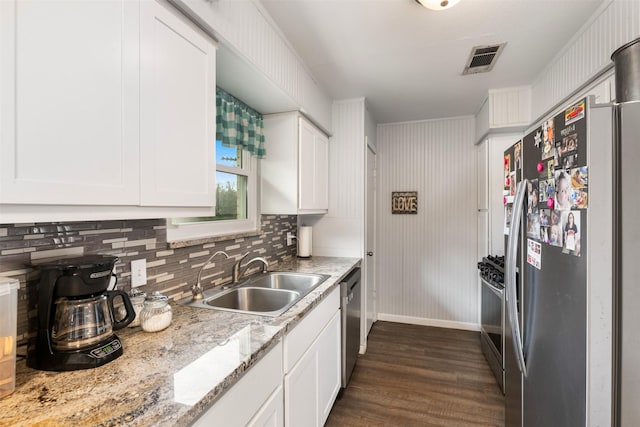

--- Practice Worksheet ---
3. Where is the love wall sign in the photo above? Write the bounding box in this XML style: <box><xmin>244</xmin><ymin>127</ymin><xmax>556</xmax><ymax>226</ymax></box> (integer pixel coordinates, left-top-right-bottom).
<box><xmin>391</xmin><ymin>191</ymin><xmax>418</xmax><ymax>214</ymax></box>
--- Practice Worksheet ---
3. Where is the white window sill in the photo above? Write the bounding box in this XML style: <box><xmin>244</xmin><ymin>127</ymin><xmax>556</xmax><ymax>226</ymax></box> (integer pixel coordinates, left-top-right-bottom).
<box><xmin>167</xmin><ymin>228</ymin><xmax>262</xmax><ymax>249</ymax></box>
<box><xmin>166</xmin><ymin>217</ymin><xmax>260</xmax><ymax>248</ymax></box>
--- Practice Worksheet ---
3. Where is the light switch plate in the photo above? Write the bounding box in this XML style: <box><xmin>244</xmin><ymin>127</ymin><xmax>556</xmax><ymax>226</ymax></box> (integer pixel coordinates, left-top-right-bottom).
<box><xmin>286</xmin><ymin>232</ymin><xmax>296</xmax><ymax>246</ymax></box>
<box><xmin>131</xmin><ymin>259</ymin><xmax>147</xmax><ymax>287</ymax></box>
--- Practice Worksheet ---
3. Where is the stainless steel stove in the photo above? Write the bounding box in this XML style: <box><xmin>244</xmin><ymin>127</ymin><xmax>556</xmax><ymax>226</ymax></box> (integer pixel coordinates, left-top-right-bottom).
<box><xmin>478</xmin><ymin>255</ymin><xmax>505</xmax><ymax>393</ymax></box>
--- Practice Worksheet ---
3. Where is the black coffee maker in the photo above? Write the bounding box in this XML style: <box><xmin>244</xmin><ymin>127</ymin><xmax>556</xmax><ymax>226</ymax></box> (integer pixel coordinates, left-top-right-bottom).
<box><xmin>28</xmin><ymin>255</ymin><xmax>135</xmax><ymax>371</ymax></box>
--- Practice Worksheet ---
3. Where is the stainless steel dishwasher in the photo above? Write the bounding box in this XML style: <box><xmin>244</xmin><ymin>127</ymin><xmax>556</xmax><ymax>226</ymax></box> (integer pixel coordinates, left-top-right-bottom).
<box><xmin>341</xmin><ymin>267</ymin><xmax>361</xmax><ymax>389</ymax></box>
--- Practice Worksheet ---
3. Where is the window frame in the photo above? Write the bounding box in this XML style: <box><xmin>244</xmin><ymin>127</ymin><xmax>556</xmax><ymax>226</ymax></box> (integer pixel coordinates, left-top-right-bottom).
<box><xmin>166</xmin><ymin>148</ymin><xmax>259</xmax><ymax>242</ymax></box>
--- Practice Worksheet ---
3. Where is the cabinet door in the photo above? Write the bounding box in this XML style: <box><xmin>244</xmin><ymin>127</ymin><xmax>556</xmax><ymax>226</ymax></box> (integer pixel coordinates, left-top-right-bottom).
<box><xmin>140</xmin><ymin>0</ymin><xmax>216</xmax><ymax>207</ymax></box>
<box><xmin>298</xmin><ymin>118</ymin><xmax>328</xmax><ymax>212</ymax></box>
<box><xmin>314</xmin><ymin>131</ymin><xmax>329</xmax><ymax>211</ymax></box>
<box><xmin>0</xmin><ymin>0</ymin><xmax>139</xmax><ymax>205</ymax></box>
<box><xmin>285</xmin><ymin>343</ymin><xmax>318</xmax><ymax>427</ymax></box>
<box><xmin>248</xmin><ymin>385</ymin><xmax>284</xmax><ymax>427</ymax></box>
<box><xmin>316</xmin><ymin>310</ymin><xmax>341</xmax><ymax>426</ymax></box>
<box><xmin>284</xmin><ymin>306</ymin><xmax>340</xmax><ymax>427</ymax></box>
<box><xmin>192</xmin><ymin>342</ymin><xmax>283</xmax><ymax>427</ymax></box>
<box><xmin>298</xmin><ymin>118</ymin><xmax>317</xmax><ymax>211</ymax></box>
<box><xmin>261</xmin><ymin>114</ymin><xmax>299</xmax><ymax>214</ymax></box>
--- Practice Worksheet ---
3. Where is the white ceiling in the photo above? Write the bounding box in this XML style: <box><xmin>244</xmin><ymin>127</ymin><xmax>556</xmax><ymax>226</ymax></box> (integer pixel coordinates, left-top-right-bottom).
<box><xmin>258</xmin><ymin>0</ymin><xmax>605</xmax><ymax>124</ymax></box>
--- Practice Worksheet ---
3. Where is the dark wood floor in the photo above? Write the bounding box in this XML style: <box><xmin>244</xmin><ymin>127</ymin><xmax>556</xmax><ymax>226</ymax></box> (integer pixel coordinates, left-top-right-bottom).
<box><xmin>326</xmin><ymin>321</ymin><xmax>505</xmax><ymax>427</ymax></box>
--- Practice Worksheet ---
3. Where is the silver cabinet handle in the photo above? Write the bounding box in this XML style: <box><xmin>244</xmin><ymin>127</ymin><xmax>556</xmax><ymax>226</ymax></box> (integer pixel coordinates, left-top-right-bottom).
<box><xmin>366</xmin><ymin>251</ymin><xmax>373</xmax><ymax>256</ymax></box>
<box><xmin>506</xmin><ymin>178</ymin><xmax>528</xmax><ymax>376</ymax></box>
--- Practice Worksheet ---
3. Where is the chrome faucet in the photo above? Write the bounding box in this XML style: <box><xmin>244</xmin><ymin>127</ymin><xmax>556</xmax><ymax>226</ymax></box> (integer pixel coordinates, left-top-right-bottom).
<box><xmin>232</xmin><ymin>252</ymin><xmax>269</xmax><ymax>284</ymax></box>
<box><xmin>192</xmin><ymin>250</ymin><xmax>230</xmax><ymax>300</ymax></box>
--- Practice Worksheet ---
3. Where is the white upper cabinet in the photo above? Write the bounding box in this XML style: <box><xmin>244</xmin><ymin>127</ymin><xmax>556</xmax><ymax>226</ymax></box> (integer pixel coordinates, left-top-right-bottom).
<box><xmin>298</xmin><ymin>118</ymin><xmax>329</xmax><ymax>212</ymax></box>
<box><xmin>0</xmin><ymin>0</ymin><xmax>216</xmax><ymax>216</ymax></box>
<box><xmin>140</xmin><ymin>0</ymin><xmax>216</xmax><ymax>207</ymax></box>
<box><xmin>0</xmin><ymin>0</ymin><xmax>140</xmax><ymax>205</ymax></box>
<box><xmin>475</xmin><ymin>86</ymin><xmax>531</xmax><ymax>143</ymax></box>
<box><xmin>262</xmin><ymin>113</ymin><xmax>329</xmax><ymax>215</ymax></box>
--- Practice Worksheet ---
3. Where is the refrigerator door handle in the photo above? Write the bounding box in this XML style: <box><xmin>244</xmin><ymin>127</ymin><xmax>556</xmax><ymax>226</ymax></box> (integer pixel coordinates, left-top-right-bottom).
<box><xmin>506</xmin><ymin>178</ymin><xmax>528</xmax><ymax>376</ymax></box>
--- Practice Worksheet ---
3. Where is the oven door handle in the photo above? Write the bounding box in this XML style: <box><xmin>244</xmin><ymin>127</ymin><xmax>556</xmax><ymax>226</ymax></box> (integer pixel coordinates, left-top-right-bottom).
<box><xmin>482</xmin><ymin>278</ymin><xmax>505</xmax><ymax>297</ymax></box>
<box><xmin>506</xmin><ymin>178</ymin><xmax>528</xmax><ymax>377</ymax></box>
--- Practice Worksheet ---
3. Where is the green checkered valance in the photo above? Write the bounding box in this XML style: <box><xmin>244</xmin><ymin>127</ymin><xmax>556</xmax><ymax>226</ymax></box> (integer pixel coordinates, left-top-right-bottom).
<box><xmin>216</xmin><ymin>88</ymin><xmax>266</xmax><ymax>158</ymax></box>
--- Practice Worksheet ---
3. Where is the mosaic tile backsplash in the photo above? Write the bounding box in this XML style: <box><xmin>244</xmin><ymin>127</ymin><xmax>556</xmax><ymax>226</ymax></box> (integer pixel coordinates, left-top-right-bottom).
<box><xmin>0</xmin><ymin>215</ymin><xmax>297</xmax><ymax>346</ymax></box>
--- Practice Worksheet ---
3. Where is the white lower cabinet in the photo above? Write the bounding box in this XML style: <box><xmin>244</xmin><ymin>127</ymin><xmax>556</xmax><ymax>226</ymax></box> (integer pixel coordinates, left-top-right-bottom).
<box><xmin>192</xmin><ymin>287</ymin><xmax>341</xmax><ymax>427</ymax></box>
<box><xmin>284</xmin><ymin>287</ymin><xmax>341</xmax><ymax>427</ymax></box>
<box><xmin>247</xmin><ymin>386</ymin><xmax>284</xmax><ymax>427</ymax></box>
<box><xmin>192</xmin><ymin>341</ymin><xmax>283</xmax><ymax>427</ymax></box>
<box><xmin>317</xmin><ymin>312</ymin><xmax>341</xmax><ymax>423</ymax></box>
<box><xmin>285</xmin><ymin>351</ymin><xmax>317</xmax><ymax>426</ymax></box>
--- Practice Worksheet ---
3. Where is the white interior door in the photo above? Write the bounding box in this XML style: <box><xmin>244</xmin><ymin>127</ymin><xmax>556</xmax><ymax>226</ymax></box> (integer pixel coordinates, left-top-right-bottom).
<box><xmin>365</xmin><ymin>142</ymin><xmax>377</xmax><ymax>338</ymax></box>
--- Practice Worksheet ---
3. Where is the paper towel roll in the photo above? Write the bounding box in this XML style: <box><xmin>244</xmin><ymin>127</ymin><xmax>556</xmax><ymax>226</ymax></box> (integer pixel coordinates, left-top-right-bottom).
<box><xmin>298</xmin><ymin>226</ymin><xmax>312</xmax><ymax>258</ymax></box>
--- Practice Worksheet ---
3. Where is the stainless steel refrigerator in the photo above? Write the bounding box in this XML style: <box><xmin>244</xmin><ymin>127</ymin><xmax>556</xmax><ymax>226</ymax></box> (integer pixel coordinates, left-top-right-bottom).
<box><xmin>503</xmin><ymin>37</ymin><xmax>640</xmax><ymax>427</ymax></box>
<box><xmin>612</xmin><ymin>37</ymin><xmax>640</xmax><ymax>427</ymax></box>
<box><xmin>503</xmin><ymin>95</ymin><xmax>614</xmax><ymax>426</ymax></box>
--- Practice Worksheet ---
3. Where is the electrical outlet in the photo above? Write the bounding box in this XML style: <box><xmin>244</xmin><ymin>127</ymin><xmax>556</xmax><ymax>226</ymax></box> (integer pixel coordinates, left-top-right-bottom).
<box><xmin>131</xmin><ymin>259</ymin><xmax>147</xmax><ymax>287</ymax></box>
<box><xmin>286</xmin><ymin>232</ymin><xmax>297</xmax><ymax>246</ymax></box>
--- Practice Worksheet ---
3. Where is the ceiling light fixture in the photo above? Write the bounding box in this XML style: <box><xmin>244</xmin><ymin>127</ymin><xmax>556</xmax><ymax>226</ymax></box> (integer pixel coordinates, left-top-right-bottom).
<box><xmin>415</xmin><ymin>0</ymin><xmax>461</xmax><ymax>11</ymax></box>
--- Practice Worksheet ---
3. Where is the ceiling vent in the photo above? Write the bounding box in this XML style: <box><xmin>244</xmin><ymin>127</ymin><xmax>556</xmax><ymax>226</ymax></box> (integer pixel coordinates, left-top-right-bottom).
<box><xmin>462</xmin><ymin>43</ymin><xmax>506</xmax><ymax>75</ymax></box>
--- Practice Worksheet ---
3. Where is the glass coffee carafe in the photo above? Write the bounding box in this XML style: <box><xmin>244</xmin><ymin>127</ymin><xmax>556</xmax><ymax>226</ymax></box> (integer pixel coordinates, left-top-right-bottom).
<box><xmin>51</xmin><ymin>290</ymin><xmax>133</xmax><ymax>350</ymax></box>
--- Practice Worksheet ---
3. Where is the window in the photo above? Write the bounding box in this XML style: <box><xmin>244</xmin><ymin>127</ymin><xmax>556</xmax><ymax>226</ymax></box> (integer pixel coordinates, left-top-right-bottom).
<box><xmin>216</xmin><ymin>143</ymin><xmax>248</xmax><ymax>221</ymax></box>
<box><xmin>168</xmin><ymin>141</ymin><xmax>258</xmax><ymax>241</ymax></box>
<box><xmin>167</xmin><ymin>88</ymin><xmax>265</xmax><ymax>242</ymax></box>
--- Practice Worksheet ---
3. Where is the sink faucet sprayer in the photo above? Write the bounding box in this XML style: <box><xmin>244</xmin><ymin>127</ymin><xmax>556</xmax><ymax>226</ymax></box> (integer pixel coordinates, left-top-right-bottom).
<box><xmin>192</xmin><ymin>250</ymin><xmax>230</xmax><ymax>301</ymax></box>
<box><xmin>232</xmin><ymin>252</ymin><xmax>269</xmax><ymax>284</ymax></box>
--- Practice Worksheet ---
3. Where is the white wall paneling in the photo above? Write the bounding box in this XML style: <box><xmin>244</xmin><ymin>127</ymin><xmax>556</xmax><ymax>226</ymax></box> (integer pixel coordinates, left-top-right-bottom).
<box><xmin>377</xmin><ymin>117</ymin><xmax>478</xmax><ymax>328</ymax></box>
<box><xmin>531</xmin><ymin>0</ymin><xmax>640</xmax><ymax>119</ymax></box>
<box><xmin>171</xmin><ymin>0</ymin><xmax>332</xmax><ymax>132</ymax></box>
<box><xmin>304</xmin><ymin>98</ymin><xmax>379</xmax><ymax>352</ymax></box>
<box><xmin>306</xmin><ymin>99</ymin><xmax>365</xmax><ymax>257</ymax></box>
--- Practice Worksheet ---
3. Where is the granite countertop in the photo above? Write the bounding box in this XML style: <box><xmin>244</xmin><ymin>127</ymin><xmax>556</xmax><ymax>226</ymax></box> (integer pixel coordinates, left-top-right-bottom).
<box><xmin>0</xmin><ymin>256</ymin><xmax>361</xmax><ymax>427</ymax></box>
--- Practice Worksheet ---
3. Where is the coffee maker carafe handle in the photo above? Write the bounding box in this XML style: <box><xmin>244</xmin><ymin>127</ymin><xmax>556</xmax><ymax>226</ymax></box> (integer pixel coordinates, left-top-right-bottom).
<box><xmin>107</xmin><ymin>290</ymin><xmax>135</xmax><ymax>330</ymax></box>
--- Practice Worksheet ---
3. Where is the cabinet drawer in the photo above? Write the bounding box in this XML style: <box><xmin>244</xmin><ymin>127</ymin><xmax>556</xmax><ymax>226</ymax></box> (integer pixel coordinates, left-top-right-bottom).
<box><xmin>192</xmin><ymin>340</ymin><xmax>283</xmax><ymax>427</ymax></box>
<box><xmin>284</xmin><ymin>287</ymin><xmax>339</xmax><ymax>373</ymax></box>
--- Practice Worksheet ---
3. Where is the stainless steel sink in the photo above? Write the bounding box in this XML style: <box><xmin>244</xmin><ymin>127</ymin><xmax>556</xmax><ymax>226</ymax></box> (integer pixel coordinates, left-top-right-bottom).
<box><xmin>244</xmin><ymin>272</ymin><xmax>329</xmax><ymax>293</ymax></box>
<box><xmin>184</xmin><ymin>272</ymin><xmax>330</xmax><ymax>316</ymax></box>
<box><xmin>204</xmin><ymin>287</ymin><xmax>300</xmax><ymax>316</ymax></box>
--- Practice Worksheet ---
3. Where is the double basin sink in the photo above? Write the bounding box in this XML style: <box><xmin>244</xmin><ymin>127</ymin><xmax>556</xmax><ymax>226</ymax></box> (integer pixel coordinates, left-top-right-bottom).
<box><xmin>185</xmin><ymin>272</ymin><xmax>330</xmax><ymax>317</ymax></box>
